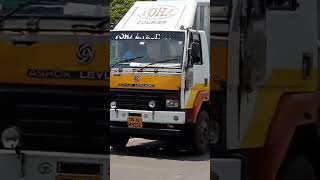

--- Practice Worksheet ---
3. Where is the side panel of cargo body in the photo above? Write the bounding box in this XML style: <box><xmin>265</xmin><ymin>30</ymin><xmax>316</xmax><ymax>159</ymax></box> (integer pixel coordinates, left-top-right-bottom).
<box><xmin>194</xmin><ymin>0</ymin><xmax>210</xmax><ymax>43</ymax></box>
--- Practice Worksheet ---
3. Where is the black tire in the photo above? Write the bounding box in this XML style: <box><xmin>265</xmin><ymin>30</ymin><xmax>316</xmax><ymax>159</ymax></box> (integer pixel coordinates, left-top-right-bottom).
<box><xmin>209</xmin><ymin>120</ymin><xmax>221</xmax><ymax>144</ymax></box>
<box><xmin>278</xmin><ymin>154</ymin><xmax>318</xmax><ymax>180</ymax></box>
<box><xmin>110</xmin><ymin>136</ymin><xmax>129</xmax><ymax>150</ymax></box>
<box><xmin>191</xmin><ymin>111</ymin><xmax>210</xmax><ymax>154</ymax></box>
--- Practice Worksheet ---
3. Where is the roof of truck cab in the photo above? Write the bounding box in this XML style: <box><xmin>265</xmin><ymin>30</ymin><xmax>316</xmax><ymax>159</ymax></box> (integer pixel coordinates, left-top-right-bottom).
<box><xmin>114</xmin><ymin>0</ymin><xmax>199</xmax><ymax>31</ymax></box>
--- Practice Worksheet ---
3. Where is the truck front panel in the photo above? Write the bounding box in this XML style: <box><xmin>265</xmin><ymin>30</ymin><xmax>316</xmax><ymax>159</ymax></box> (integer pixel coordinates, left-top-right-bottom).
<box><xmin>110</xmin><ymin>71</ymin><xmax>181</xmax><ymax>91</ymax></box>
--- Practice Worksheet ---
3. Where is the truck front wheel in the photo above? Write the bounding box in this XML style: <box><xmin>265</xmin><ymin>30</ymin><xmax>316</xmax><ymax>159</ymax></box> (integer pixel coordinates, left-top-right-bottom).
<box><xmin>191</xmin><ymin>111</ymin><xmax>209</xmax><ymax>154</ymax></box>
<box><xmin>110</xmin><ymin>136</ymin><xmax>129</xmax><ymax>150</ymax></box>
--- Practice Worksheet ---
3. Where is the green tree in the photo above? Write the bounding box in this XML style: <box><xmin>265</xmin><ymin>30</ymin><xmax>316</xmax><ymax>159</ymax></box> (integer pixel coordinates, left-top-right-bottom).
<box><xmin>110</xmin><ymin>0</ymin><xmax>155</xmax><ymax>29</ymax></box>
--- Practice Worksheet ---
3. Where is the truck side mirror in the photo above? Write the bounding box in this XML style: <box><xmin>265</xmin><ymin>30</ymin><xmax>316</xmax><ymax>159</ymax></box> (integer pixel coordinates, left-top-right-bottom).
<box><xmin>191</xmin><ymin>42</ymin><xmax>201</xmax><ymax>64</ymax></box>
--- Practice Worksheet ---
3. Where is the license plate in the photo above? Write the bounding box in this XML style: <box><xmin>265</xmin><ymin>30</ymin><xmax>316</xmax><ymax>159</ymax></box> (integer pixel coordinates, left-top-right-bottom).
<box><xmin>127</xmin><ymin>116</ymin><xmax>143</xmax><ymax>128</ymax></box>
<box><xmin>56</xmin><ymin>175</ymin><xmax>102</xmax><ymax>180</ymax></box>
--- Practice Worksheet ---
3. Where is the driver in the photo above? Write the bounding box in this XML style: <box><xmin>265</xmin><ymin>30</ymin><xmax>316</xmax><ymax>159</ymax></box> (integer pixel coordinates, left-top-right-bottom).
<box><xmin>123</xmin><ymin>41</ymin><xmax>145</xmax><ymax>59</ymax></box>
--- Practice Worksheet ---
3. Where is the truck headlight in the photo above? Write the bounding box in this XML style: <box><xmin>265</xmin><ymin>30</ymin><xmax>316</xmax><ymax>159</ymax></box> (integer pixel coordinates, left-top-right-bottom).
<box><xmin>166</xmin><ymin>99</ymin><xmax>179</xmax><ymax>108</ymax></box>
<box><xmin>1</xmin><ymin>127</ymin><xmax>21</xmax><ymax>149</ymax></box>
<box><xmin>110</xmin><ymin>101</ymin><xmax>117</xmax><ymax>109</ymax></box>
<box><xmin>149</xmin><ymin>100</ymin><xmax>156</xmax><ymax>108</ymax></box>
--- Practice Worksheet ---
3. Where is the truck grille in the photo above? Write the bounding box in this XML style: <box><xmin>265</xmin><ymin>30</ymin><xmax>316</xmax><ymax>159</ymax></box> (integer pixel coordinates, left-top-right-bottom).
<box><xmin>110</xmin><ymin>89</ymin><xmax>180</xmax><ymax>111</ymax></box>
<box><xmin>0</xmin><ymin>86</ymin><xmax>108</xmax><ymax>154</ymax></box>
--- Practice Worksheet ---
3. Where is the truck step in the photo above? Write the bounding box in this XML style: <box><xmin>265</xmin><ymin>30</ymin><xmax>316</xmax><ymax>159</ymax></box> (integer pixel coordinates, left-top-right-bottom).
<box><xmin>211</xmin><ymin>4</ymin><xmax>230</xmax><ymax>19</ymax></box>
<box><xmin>210</xmin><ymin>23</ymin><xmax>229</xmax><ymax>36</ymax></box>
<box><xmin>211</xmin><ymin>5</ymin><xmax>230</xmax><ymax>37</ymax></box>
<box><xmin>210</xmin><ymin>0</ymin><xmax>231</xmax><ymax>7</ymax></box>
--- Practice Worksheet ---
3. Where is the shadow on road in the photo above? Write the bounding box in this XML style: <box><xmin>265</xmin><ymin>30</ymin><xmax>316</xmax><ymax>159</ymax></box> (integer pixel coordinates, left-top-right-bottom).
<box><xmin>110</xmin><ymin>138</ymin><xmax>209</xmax><ymax>161</ymax></box>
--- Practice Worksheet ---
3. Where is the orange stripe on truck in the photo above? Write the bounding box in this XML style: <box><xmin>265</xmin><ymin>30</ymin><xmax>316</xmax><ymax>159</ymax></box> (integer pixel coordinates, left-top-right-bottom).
<box><xmin>187</xmin><ymin>91</ymin><xmax>209</xmax><ymax>123</ymax></box>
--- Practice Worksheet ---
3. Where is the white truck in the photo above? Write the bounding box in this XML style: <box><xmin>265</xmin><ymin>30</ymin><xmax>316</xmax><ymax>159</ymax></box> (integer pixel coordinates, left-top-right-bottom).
<box><xmin>110</xmin><ymin>0</ymin><xmax>211</xmax><ymax>154</ymax></box>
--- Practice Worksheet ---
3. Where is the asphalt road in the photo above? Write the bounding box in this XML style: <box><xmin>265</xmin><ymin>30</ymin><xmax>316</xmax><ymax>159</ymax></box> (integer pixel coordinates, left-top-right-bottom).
<box><xmin>110</xmin><ymin>138</ymin><xmax>210</xmax><ymax>180</ymax></box>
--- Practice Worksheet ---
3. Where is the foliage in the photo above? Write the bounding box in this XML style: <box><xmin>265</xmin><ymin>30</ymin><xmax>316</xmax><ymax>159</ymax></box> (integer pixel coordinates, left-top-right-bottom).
<box><xmin>110</xmin><ymin>0</ymin><xmax>154</xmax><ymax>29</ymax></box>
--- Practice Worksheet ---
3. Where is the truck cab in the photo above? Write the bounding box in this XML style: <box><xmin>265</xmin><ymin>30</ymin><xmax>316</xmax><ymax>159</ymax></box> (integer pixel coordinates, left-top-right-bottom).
<box><xmin>110</xmin><ymin>0</ymin><xmax>211</xmax><ymax>154</ymax></box>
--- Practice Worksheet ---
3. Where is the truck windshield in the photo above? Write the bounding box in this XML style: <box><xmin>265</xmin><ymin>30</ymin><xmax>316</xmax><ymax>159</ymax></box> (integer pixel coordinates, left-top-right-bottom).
<box><xmin>110</xmin><ymin>31</ymin><xmax>185</xmax><ymax>68</ymax></box>
<box><xmin>0</xmin><ymin>0</ymin><xmax>106</xmax><ymax>19</ymax></box>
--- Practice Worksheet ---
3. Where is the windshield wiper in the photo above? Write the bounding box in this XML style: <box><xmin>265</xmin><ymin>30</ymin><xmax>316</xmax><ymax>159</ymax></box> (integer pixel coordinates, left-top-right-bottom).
<box><xmin>111</xmin><ymin>56</ymin><xmax>144</xmax><ymax>68</ymax></box>
<box><xmin>137</xmin><ymin>58</ymin><xmax>179</xmax><ymax>72</ymax></box>
<box><xmin>0</xmin><ymin>0</ymin><xmax>43</xmax><ymax>24</ymax></box>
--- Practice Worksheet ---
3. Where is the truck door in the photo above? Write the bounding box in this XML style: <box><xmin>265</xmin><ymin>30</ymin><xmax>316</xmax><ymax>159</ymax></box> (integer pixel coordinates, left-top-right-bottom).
<box><xmin>183</xmin><ymin>31</ymin><xmax>210</xmax><ymax>110</ymax></box>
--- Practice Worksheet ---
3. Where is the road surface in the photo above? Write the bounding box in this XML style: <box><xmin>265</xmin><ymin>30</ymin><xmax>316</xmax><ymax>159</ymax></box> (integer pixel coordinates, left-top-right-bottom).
<box><xmin>110</xmin><ymin>138</ymin><xmax>210</xmax><ymax>180</ymax></box>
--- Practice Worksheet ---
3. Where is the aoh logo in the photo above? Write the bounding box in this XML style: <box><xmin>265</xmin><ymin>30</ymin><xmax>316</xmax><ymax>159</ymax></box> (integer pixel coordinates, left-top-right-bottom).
<box><xmin>138</xmin><ymin>5</ymin><xmax>179</xmax><ymax>20</ymax></box>
<box><xmin>76</xmin><ymin>43</ymin><xmax>95</xmax><ymax>64</ymax></box>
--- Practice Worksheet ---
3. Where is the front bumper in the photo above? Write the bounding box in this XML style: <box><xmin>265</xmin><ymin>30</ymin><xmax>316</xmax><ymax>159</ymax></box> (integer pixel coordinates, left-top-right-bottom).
<box><xmin>110</xmin><ymin>109</ymin><xmax>187</xmax><ymax>138</ymax></box>
<box><xmin>110</xmin><ymin>109</ymin><xmax>186</xmax><ymax>124</ymax></box>
<box><xmin>110</xmin><ymin>126</ymin><xmax>182</xmax><ymax>137</ymax></box>
<box><xmin>0</xmin><ymin>150</ymin><xmax>109</xmax><ymax>180</ymax></box>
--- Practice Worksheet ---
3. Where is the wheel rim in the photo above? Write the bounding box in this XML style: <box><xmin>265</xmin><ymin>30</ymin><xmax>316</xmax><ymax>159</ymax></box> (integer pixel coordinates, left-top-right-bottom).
<box><xmin>199</xmin><ymin>120</ymin><xmax>209</xmax><ymax>146</ymax></box>
<box><xmin>210</xmin><ymin>121</ymin><xmax>220</xmax><ymax>144</ymax></box>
